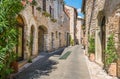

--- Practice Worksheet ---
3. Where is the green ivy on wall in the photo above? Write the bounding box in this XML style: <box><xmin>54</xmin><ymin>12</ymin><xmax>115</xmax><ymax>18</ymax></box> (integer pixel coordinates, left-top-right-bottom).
<box><xmin>0</xmin><ymin>0</ymin><xmax>25</xmax><ymax>78</ymax></box>
<box><xmin>105</xmin><ymin>34</ymin><xmax>118</xmax><ymax>67</ymax></box>
<box><xmin>30</xmin><ymin>0</ymin><xmax>37</xmax><ymax>6</ymax></box>
<box><xmin>69</xmin><ymin>35</ymin><xmax>74</xmax><ymax>46</ymax></box>
<box><xmin>88</xmin><ymin>36</ymin><xmax>95</xmax><ymax>54</ymax></box>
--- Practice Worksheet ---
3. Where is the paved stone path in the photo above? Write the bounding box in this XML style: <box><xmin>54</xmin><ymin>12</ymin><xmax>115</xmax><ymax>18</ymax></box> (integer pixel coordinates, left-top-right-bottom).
<box><xmin>13</xmin><ymin>45</ymin><xmax>90</xmax><ymax>79</ymax></box>
<box><xmin>40</xmin><ymin>45</ymin><xmax>90</xmax><ymax>79</ymax></box>
<box><xmin>86</xmin><ymin>55</ymin><xmax>118</xmax><ymax>79</ymax></box>
<box><xmin>13</xmin><ymin>45</ymin><xmax>118</xmax><ymax>79</ymax></box>
<box><xmin>13</xmin><ymin>48</ymin><xmax>64</xmax><ymax>79</ymax></box>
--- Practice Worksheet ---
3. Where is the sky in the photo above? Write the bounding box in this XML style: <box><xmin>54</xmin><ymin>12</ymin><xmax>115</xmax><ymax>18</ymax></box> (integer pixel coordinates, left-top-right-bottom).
<box><xmin>64</xmin><ymin>0</ymin><xmax>84</xmax><ymax>18</ymax></box>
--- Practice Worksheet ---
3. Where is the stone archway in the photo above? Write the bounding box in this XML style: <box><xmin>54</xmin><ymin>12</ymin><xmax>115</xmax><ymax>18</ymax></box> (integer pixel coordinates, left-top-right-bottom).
<box><xmin>16</xmin><ymin>15</ymin><xmax>25</xmax><ymax>61</ymax></box>
<box><xmin>38</xmin><ymin>25</ymin><xmax>48</xmax><ymax>53</ymax></box>
<box><xmin>96</xmin><ymin>11</ymin><xmax>106</xmax><ymax>65</ymax></box>
<box><xmin>101</xmin><ymin>16</ymin><xmax>106</xmax><ymax>65</ymax></box>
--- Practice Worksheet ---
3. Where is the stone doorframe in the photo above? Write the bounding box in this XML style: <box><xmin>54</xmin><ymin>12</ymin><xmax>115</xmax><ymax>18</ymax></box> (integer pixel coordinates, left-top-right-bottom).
<box><xmin>38</xmin><ymin>25</ymin><xmax>48</xmax><ymax>53</ymax></box>
<box><xmin>96</xmin><ymin>10</ymin><xmax>106</xmax><ymax>66</ymax></box>
<box><xmin>16</xmin><ymin>15</ymin><xmax>25</xmax><ymax>61</ymax></box>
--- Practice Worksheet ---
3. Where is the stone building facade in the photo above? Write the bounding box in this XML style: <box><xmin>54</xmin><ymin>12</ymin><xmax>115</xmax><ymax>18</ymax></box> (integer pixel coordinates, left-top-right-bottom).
<box><xmin>82</xmin><ymin>0</ymin><xmax>120</xmax><ymax>77</ymax></box>
<box><xmin>82</xmin><ymin>0</ymin><xmax>106</xmax><ymax>65</ymax></box>
<box><xmin>75</xmin><ymin>17</ymin><xmax>84</xmax><ymax>44</ymax></box>
<box><xmin>15</xmin><ymin>0</ymin><xmax>70</xmax><ymax>71</ymax></box>
<box><xmin>64</xmin><ymin>5</ymin><xmax>78</xmax><ymax>45</ymax></box>
<box><xmin>104</xmin><ymin>0</ymin><xmax>120</xmax><ymax>77</ymax></box>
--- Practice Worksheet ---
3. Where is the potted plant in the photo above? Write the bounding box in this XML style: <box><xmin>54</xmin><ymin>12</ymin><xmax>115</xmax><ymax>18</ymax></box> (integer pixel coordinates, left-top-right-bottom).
<box><xmin>28</xmin><ymin>57</ymin><xmax>32</xmax><ymax>63</ymax></box>
<box><xmin>105</xmin><ymin>34</ymin><xmax>118</xmax><ymax>76</ymax></box>
<box><xmin>10</xmin><ymin>61</ymin><xmax>18</xmax><ymax>73</ymax></box>
<box><xmin>88</xmin><ymin>36</ymin><xmax>95</xmax><ymax>61</ymax></box>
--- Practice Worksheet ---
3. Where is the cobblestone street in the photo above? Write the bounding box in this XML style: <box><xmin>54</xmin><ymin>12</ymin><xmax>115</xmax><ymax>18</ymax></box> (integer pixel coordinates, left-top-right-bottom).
<box><xmin>12</xmin><ymin>45</ymin><xmax>118</xmax><ymax>79</ymax></box>
<box><xmin>2</xmin><ymin>0</ymin><xmax>120</xmax><ymax>79</ymax></box>
<box><xmin>86</xmin><ymin>55</ymin><xmax>118</xmax><ymax>79</ymax></box>
<box><xmin>13</xmin><ymin>48</ymin><xmax>64</xmax><ymax>79</ymax></box>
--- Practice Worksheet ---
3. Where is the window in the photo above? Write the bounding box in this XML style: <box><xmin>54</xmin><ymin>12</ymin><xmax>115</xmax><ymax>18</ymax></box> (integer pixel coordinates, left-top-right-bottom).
<box><xmin>43</xmin><ymin>0</ymin><xmax>46</xmax><ymax>11</ymax></box>
<box><xmin>49</xmin><ymin>6</ymin><xmax>52</xmax><ymax>15</ymax></box>
<box><xmin>52</xmin><ymin>8</ymin><xmax>54</xmax><ymax>18</ymax></box>
<box><xmin>32</xmin><ymin>6</ymin><xmax>34</xmax><ymax>15</ymax></box>
<box><xmin>56</xmin><ymin>31</ymin><xmax>58</xmax><ymax>38</ymax></box>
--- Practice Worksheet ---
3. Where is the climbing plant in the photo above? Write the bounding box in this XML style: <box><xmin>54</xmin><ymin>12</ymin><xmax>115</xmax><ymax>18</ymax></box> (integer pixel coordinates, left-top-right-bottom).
<box><xmin>0</xmin><ymin>0</ymin><xmax>32</xmax><ymax>78</ymax></box>
<box><xmin>88</xmin><ymin>36</ymin><xmax>95</xmax><ymax>54</ymax></box>
<box><xmin>105</xmin><ymin>34</ymin><xmax>117</xmax><ymax>67</ymax></box>
<box><xmin>30</xmin><ymin>0</ymin><xmax>37</xmax><ymax>6</ymax></box>
<box><xmin>82</xmin><ymin>25</ymin><xmax>85</xmax><ymax>30</ymax></box>
<box><xmin>69</xmin><ymin>35</ymin><xmax>74</xmax><ymax>46</ymax></box>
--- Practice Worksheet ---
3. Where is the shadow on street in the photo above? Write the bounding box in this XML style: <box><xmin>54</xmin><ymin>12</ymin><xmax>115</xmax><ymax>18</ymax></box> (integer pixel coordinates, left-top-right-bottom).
<box><xmin>12</xmin><ymin>48</ymin><xmax>64</xmax><ymax>79</ymax></box>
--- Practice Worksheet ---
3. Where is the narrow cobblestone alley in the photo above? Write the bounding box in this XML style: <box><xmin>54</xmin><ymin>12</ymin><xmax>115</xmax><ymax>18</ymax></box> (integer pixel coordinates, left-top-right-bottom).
<box><xmin>39</xmin><ymin>45</ymin><xmax>90</xmax><ymax>79</ymax></box>
<box><xmin>13</xmin><ymin>45</ymin><xmax>90</xmax><ymax>79</ymax></box>
<box><xmin>2</xmin><ymin>0</ymin><xmax>120</xmax><ymax>79</ymax></box>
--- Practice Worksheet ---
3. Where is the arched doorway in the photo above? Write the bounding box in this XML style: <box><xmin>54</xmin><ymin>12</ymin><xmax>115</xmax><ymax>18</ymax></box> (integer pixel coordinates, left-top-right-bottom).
<box><xmin>16</xmin><ymin>15</ymin><xmax>25</xmax><ymax>61</ymax></box>
<box><xmin>30</xmin><ymin>25</ymin><xmax>35</xmax><ymax>56</ymax></box>
<box><xmin>51</xmin><ymin>32</ymin><xmax>54</xmax><ymax>49</ymax></box>
<box><xmin>38</xmin><ymin>25</ymin><xmax>48</xmax><ymax>53</ymax></box>
<box><xmin>101</xmin><ymin>16</ymin><xmax>106</xmax><ymax>65</ymax></box>
<box><xmin>67</xmin><ymin>33</ymin><xmax>70</xmax><ymax>46</ymax></box>
<box><xmin>59</xmin><ymin>32</ymin><xmax>61</xmax><ymax>47</ymax></box>
<box><xmin>96</xmin><ymin>11</ymin><xmax>106</xmax><ymax>65</ymax></box>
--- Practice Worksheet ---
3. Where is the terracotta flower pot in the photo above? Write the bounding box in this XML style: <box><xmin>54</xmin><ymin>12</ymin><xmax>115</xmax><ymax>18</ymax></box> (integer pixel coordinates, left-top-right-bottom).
<box><xmin>89</xmin><ymin>53</ymin><xmax>95</xmax><ymax>62</ymax></box>
<box><xmin>108</xmin><ymin>63</ymin><xmax>117</xmax><ymax>77</ymax></box>
<box><xmin>28</xmin><ymin>0</ymin><xmax>33</xmax><ymax>3</ymax></box>
<box><xmin>11</xmin><ymin>61</ymin><xmax>18</xmax><ymax>73</ymax></box>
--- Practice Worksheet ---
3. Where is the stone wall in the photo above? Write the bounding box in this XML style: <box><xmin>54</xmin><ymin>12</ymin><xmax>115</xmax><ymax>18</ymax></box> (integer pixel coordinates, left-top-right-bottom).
<box><xmin>84</xmin><ymin>0</ymin><xmax>106</xmax><ymax>65</ymax></box>
<box><xmin>17</xmin><ymin>0</ymin><xmax>70</xmax><ymax>70</ymax></box>
<box><xmin>64</xmin><ymin>5</ymin><xmax>77</xmax><ymax>45</ymax></box>
<box><xmin>84</xmin><ymin>0</ymin><xmax>94</xmax><ymax>54</ymax></box>
<box><xmin>75</xmin><ymin>18</ymin><xmax>84</xmax><ymax>44</ymax></box>
<box><xmin>83</xmin><ymin>0</ymin><xmax>120</xmax><ymax>77</ymax></box>
<box><xmin>104</xmin><ymin>0</ymin><xmax>120</xmax><ymax>77</ymax></box>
